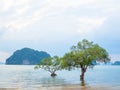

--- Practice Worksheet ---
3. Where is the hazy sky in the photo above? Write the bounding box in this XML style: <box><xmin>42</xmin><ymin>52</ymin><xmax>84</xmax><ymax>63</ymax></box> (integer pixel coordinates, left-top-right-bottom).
<box><xmin>0</xmin><ymin>0</ymin><xmax>120</xmax><ymax>62</ymax></box>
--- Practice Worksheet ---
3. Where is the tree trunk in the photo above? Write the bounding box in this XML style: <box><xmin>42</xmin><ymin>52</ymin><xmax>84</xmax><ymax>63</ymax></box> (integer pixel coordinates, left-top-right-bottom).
<box><xmin>51</xmin><ymin>72</ymin><xmax>57</xmax><ymax>77</ymax></box>
<box><xmin>80</xmin><ymin>68</ymin><xmax>85</xmax><ymax>81</ymax></box>
<box><xmin>81</xmin><ymin>79</ymin><xmax>85</xmax><ymax>86</ymax></box>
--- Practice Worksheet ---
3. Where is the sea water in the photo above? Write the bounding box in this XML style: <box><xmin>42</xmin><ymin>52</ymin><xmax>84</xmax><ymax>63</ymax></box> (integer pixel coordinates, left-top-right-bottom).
<box><xmin>0</xmin><ymin>65</ymin><xmax>120</xmax><ymax>88</ymax></box>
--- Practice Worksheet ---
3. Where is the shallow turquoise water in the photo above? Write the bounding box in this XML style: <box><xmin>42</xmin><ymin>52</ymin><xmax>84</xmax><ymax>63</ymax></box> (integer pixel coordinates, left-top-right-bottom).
<box><xmin>0</xmin><ymin>65</ymin><xmax>120</xmax><ymax>88</ymax></box>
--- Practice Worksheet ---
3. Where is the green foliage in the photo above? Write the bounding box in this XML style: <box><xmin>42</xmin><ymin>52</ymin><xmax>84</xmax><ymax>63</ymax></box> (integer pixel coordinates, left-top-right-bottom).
<box><xmin>61</xmin><ymin>39</ymin><xmax>110</xmax><ymax>70</ymax></box>
<box><xmin>34</xmin><ymin>56</ymin><xmax>61</xmax><ymax>76</ymax></box>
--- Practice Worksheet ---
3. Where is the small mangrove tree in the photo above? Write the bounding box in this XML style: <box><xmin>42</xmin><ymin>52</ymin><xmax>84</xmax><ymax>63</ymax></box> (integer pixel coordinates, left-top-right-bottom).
<box><xmin>34</xmin><ymin>56</ymin><xmax>61</xmax><ymax>77</ymax></box>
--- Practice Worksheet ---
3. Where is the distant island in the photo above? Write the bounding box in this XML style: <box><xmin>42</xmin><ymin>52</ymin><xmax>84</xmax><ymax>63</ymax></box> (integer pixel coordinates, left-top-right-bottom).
<box><xmin>5</xmin><ymin>48</ymin><xmax>51</xmax><ymax>65</ymax></box>
<box><xmin>91</xmin><ymin>61</ymin><xmax>120</xmax><ymax>65</ymax></box>
<box><xmin>112</xmin><ymin>61</ymin><xmax>120</xmax><ymax>65</ymax></box>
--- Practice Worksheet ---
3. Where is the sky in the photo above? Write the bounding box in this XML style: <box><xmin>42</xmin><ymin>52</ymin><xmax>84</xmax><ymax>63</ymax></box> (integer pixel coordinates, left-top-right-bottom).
<box><xmin>0</xmin><ymin>0</ymin><xmax>120</xmax><ymax>62</ymax></box>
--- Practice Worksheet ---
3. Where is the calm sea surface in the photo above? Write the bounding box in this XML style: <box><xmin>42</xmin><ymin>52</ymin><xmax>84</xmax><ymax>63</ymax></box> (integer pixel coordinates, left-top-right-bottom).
<box><xmin>0</xmin><ymin>65</ymin><xmax>120</xmax><ymax>88</ymax></box>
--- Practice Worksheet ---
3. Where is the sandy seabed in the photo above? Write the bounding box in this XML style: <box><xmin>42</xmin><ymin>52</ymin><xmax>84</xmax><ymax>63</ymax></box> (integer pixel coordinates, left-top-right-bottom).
<box><xmin>0</xmin><ymin>85</ymin><xmax>119</xmax><ymax>90</ymax></box>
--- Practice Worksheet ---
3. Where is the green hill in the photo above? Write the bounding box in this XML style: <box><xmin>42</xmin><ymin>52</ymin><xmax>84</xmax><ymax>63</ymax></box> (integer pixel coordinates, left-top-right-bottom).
<box><xmin>5</xmin><ymin>48</ymin><xmax>51</xmax><ymax>65</ymax></box>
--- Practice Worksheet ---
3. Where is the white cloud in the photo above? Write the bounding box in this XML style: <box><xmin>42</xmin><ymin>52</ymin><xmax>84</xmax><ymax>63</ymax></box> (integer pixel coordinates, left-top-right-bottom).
<box><xmin>44</xmin><ymin>0</ymin><xmax>94</xmax><ymax>8</ymax></box>
<box><xmin>0</xmin><ymin>0</ymin><xmax>119</xmax><ymax>41</ymax></box>
<box><xmin>1</xmin><ymin>0</ymin><xmax>13</xmax><ymax>12</ymax></box>
<box><xmin>0</xmin><ymin>0</ymin><xmax>119</xmax><ymax>30</ymax></box>
<box><xmin>78</xmin><ymin>17</ymin><xmax>106</xmax><ymax>34</ymax></box>
<box><xmin>0</xmin><ymin>0</ymin><xmax>120</xmax><ymax>57</ymax></box>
